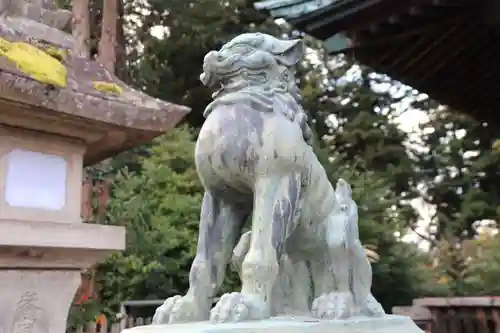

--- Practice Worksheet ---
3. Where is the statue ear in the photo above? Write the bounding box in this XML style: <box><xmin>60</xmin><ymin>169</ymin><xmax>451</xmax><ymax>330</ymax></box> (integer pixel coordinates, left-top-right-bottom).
<box><xmin>335</xmin><ymin>178</ymin><xmax>353</xmax><ymax>201</ymax></box>
<box><xmin>271</xmin><ymin>39</ymin><xmax>304</xmax><ymax>67</ymax></box>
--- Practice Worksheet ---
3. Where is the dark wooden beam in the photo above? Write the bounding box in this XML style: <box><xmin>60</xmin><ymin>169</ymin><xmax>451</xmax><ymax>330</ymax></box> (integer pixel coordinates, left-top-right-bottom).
<box><xmin>464</xmin><ymin>63</ymin><xmax>500</xmax><ymax>111</ymax></box>
<box><xmin>413</xmin><ymin>23</ymin><xmax>488</xmax><ymax>86</ymax></box>
<box><xmin>305</xmin><ymin>0</ymin><xmax>385</xmax><ymax>39</ymax></box>
<box><xmin>290</xmin><ymin>0</ymin><xmax>367</xmax><ymax>29</ymax></box>
<box><xmin>366</xmin><ymin>5</ymin><xmax>468</xmax><ymax>66</ymax></box>
<box><xmin>398</xmin><ymin>22</ymin><xmax>461</xmax><ymax>75</ymax></box>
<box><xmin>303</xmin><ymin>0</ymin><xmax>435</xmax><ymax>40</ymax></box>
<box><xmin>426</xmin><ymin>50</ymin><xmax>490</xmax><ymax>104</ymax></box>
<box><xmin>409</xmin><ymin>6</ymin><xmax>422</xmax><ymax>15</ymax></box>
<box><xmin>354</xmin><ymin>15</ymin><xmax>460</xmax><ymax>64</ymax></box>
<box><xmin>381</xmin><ymin>26</ymin><xmax>440</xmax><ymax>70</ymax></box>
<box><xmin>344</xmin><ymin>22</ymin><xmax>446</xmax><ymax>52</ymax></box>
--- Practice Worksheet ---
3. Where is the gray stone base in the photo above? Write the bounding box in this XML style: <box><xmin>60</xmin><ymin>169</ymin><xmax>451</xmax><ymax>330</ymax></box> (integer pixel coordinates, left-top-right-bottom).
<box><xmin>123</xmin><ymin>315</ymin><xmax>423</xmax><ymax>333</ymax></box>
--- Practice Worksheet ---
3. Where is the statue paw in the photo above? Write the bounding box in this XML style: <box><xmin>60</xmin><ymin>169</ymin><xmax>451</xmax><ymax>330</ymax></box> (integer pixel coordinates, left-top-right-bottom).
<box><xmin>152</xmin><ymin>295</ymin><xmax>209</xmax><ymax>324</ymax></box>
<box><xmin>312</xmin><ymin>292</ymin><xmax>355</xmax><ymax>319</ymax></box>
<box><xmin>210</xmin><ymin>292</ymin><xmax>269</xmax><ymax>323</ymax></box>
<box><xmin>359</xmin><ymin>294</ymin><xmax>385</xmax><ymax>317</ymax></box>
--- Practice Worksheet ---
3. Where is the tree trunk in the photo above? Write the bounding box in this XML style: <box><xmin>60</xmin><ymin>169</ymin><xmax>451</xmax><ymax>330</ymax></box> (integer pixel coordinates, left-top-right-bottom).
<box><xmin>72</xmin><ymin>0</ymin><xmax>90</xmax><ymax>58</ymax></box>
<box><xmin>115</xmin><ymin>0</ymin><xmax>129</xmax><ymax>82</ymax></box>
<box><xmin>97</xmin><ymin>0</ymin><xmax>117</xmax><ymax>73</ymax></box>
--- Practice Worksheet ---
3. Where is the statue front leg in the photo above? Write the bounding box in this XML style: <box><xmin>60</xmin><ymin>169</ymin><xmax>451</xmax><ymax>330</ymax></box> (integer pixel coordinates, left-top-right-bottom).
<box><xmin>310</xmin><ymin>212</ymin><xmax>355</xmax><ymax>319</ymax></box>
<box><xmin>311</xmin><ymin>248</ymin><xmax>355</xmax><ymax>319</ymax></box>
<box><xmin>349</xmin><ymin>240</ymin><xmax>385</xmax><ymax>317</ymax></box>
<box><xmin>233</xmin><ymin>232</ymin><xmax>312</xmax><ymax>316</ymax></box>
<box><xmin>210</xmin><ymin>172</ymin><xmax>303</xmax><ymax>322</ymax></box>
<box><xmin>312</xmin><ymin>179</ymin><xmax>384</xmax><ymax>319</ymax></box>
<box><xmin>153</xmin><ymin>191</ymin><xmax>247</xmax><ymax>324</ymax></box>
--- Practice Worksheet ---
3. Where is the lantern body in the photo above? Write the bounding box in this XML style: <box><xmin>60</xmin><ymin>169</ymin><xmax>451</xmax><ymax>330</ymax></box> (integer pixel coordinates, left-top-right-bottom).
<box><xmin>0</xmin><ymin>127</ymin><xmax>125</xmax><ymax>333</ymax></box>
<box><xmin>0</xmin><ymin>2</ymin><xmax>188</xmax><ymax>333</ymax></box>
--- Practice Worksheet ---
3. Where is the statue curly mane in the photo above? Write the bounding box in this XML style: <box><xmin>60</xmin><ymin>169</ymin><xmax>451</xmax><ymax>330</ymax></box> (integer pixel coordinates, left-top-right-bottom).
<box><xmin>200</xmin><ymin>33</ymin><xmax>313</xmax><ymax>144</ymax></box>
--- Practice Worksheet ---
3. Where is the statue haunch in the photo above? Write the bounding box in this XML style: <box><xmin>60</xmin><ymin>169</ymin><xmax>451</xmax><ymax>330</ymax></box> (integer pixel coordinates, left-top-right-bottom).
<box><xmin>152</xmin><ymin>32</ymin><xmax>384</xmax><ymax>324</ymax></box>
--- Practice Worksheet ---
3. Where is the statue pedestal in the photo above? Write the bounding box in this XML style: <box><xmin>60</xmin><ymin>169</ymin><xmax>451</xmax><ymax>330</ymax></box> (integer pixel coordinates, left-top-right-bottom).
<box><xmin>122</xmin><ymin>315</ymin><xmax>423</xmax><ymax>333</ymax></box>
<box><xmin>0</xmin><ymin>220</ymin><xmax>125</xmax><ymax>333</ymax></box>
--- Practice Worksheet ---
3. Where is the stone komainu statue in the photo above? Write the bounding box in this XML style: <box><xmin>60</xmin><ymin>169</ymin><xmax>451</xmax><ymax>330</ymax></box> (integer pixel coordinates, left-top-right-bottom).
<box><xmin>153</xmin><ymin>33</ymin><xmax>385</xmax><ymax>324</ymax></box>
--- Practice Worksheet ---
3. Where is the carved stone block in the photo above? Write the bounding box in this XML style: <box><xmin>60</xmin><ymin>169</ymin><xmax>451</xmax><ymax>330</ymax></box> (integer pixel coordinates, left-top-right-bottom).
<box><xmin>125</xmin><ymin>315</ymin><xmax>424</xmax><ymax>333</ymax></box>
<box><xmin>0</xmin><ymin>270</ymin><xmax>80</xmax><ymax>333</ymax></box>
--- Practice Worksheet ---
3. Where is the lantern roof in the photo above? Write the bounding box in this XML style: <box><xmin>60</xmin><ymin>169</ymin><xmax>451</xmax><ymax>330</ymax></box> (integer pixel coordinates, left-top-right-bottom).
<box><xmin>0</xmin><ymin>1</ymin><xmax>190</xmax><ymax>166</ymax></box>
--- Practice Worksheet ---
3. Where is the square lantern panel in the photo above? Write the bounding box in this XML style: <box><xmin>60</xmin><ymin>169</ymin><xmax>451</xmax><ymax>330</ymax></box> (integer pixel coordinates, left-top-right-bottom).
<box><xmin>0</xmin><ymin>127</ymin><xmax>85</xmax><ymax>224</ymax></box>
<box><xmin>5</xmin><ymin>149</ymin><xmax>68</xmax><ymax>210</ymax></box>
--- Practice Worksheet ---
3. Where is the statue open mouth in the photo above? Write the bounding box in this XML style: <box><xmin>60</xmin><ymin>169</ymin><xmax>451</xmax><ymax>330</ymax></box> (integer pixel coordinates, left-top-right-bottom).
<box><xmin>199</xmin><ymin>50</ymin><xmax>244</xmax><ymax>87</ymax></box>
<box><xmin>199</xmin><ymin>35</ymin><xmax>304</xmax><ymax>90</ymax></box>
<box><xmin>199</xmin><ymin>71</ymin><xmax>211</xmax><ymax>86</ymax></box>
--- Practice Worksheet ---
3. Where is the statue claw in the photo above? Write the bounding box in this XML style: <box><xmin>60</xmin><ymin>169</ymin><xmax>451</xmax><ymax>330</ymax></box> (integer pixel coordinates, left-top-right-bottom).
<box><xmin>312</xmin><ymin>292</ymin><xmax>355</xmax><ymax>320</ymax></box>
<box><xmin>210</xmin><ymin>292</ymin><xmax>269</xmax><ymax>323</ymax></box>
<box><xmin>152</xmin><ymin>295</ymin><xmax>209</xmax><ymax>324</ymax></box>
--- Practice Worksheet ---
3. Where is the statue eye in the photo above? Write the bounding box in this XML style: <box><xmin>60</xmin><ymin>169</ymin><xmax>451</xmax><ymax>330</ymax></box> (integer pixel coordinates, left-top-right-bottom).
<box><xmin>227</xmin><ymin>44</ymin><xmax>252</xmax><ymax>54</ymax></box>
<box><xmin>251</xmin><ymin>35</ymin><xmax>264</xmax><ymax>47</ymax></box>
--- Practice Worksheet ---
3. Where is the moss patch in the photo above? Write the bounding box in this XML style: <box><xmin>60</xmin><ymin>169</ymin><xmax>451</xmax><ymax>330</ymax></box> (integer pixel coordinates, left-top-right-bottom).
<box><xmin>0</xmin><ymin>38</ymin><xmax>67</xmax><ymax>88</ymax></box>
<box><xmin>92</xmin><ymin>81</ymin><xmax>123</xmax><ymax>95</ymax></box>
<box><xmin>44</xmin><ymin>46</ymin><xmax>67</xmax><ymax>62</ymax></box>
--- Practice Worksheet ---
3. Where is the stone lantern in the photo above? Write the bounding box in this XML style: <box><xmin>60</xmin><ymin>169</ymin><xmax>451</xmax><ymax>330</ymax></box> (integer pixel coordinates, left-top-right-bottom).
<box><xmin>0</xmin><ymin>1</ymin><xmax>190</xmax><ymax>332</ymax></box>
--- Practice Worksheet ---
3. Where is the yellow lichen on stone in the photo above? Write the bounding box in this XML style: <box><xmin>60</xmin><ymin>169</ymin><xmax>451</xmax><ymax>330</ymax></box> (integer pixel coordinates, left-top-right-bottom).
<box><xmin>0</xmin><ymin>39</ymin><xmax>10</xmax><ymax>53</ymax></box>
<box><xmin>92</xmin><ymin>81</ymin><xmax>123</xmax><ymax>95</ymax></box>
<box><xmin>492</xmin><ymin>139</ymin><xmax>500</xmax><ymax>152</ymax></box>
<box><xmin>45</xmin><ymin>46</ymin><xmax>67</xmax><ymax>62</ymax></box>
<box><xmin>0</xmin><ymin>38</ymin><xmax>67</xmax><ymax>88</ymax></box>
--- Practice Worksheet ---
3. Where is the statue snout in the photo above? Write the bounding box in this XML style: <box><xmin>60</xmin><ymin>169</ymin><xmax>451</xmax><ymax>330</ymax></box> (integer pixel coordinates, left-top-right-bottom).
<box><xmin>200</xmin><ymin>51</ymin><xmax>219</xmax><ymax>86</ymax></box>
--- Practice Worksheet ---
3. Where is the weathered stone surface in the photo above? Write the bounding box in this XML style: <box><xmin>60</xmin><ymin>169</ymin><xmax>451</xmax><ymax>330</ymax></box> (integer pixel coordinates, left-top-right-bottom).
<box><xmin>152</xmin><ymin>32</ymin><xmax>387</xmax><ymax>326</ymax></box>
<box><xmin>128</xmin><ymin>315</ymin><xmax>423</xmax><ymax>333</ymax></box>
<box><xmin>0</xmin><ymin>0</ymin><xmax>72</xmax><ymax>29</ymax></box>
<box><xmin>0</xmin><ymin>0</ymin><xmax>73</xmax><ymax>46</ymax></box>
<box><xmin>0</xmin><ymin>270</ymin><xmax>80</xmax><ymax>333</ymax></box>
<box><xmin>0</xmin><ymin>54</ymin><xmax>190</xmax><ymax>132</ymax></box>
<box><xmin>0</xmin><ymin>221</ymin><xmax>126</xmax><ymax>333</ymax></box>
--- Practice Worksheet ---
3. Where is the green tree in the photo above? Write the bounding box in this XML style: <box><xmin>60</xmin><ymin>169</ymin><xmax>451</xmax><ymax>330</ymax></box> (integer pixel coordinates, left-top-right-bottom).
<box><xmin>96</xmin><ymin>126</ymin><xmax>205</xmax><ymax>314</ymax></box>
<box><xmin>412</xmin><ymin>101</ymin><xmax>500</xmax><ymax>295</ymax></box>
<box><xmin>463</xmin><ymin>229</ymin><xmax>500</xmax><ymax>295</ymax></box>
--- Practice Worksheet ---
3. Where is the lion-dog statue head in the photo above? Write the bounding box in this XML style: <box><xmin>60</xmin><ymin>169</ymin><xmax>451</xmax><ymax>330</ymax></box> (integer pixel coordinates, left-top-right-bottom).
<box><xmin>200</xmin><ymin>32</ymin><xmax>312</xmax><ymax>144</ymax></box>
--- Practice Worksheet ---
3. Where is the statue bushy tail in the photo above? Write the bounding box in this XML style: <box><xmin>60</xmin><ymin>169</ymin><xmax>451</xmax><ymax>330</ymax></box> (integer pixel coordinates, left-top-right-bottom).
<box><xmin>335</xmin><ymin>179</ymin><xmax>385</xmax><ymax>317</ymax></box>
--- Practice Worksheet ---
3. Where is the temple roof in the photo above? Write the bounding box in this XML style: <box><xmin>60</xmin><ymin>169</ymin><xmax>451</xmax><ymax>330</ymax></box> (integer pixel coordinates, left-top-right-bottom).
<box><xmin>255</xmin><ymin>0</ymin><xmax>500</xmax><ymax>125</ymax></box>
<box><xmin>0</xmin><ymin>1</ymin><xmax>190</xmax><ymax>166</ymax></box>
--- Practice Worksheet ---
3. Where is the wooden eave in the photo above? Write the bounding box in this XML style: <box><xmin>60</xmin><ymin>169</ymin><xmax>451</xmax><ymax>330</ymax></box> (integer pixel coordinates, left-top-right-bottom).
<box><xmin>257</xmin><ymin>0</ymin><xmax>500</xmax><ymax>125</ymax></box>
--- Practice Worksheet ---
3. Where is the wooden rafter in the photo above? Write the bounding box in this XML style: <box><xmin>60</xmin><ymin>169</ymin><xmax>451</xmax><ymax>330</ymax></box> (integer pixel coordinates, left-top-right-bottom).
<box><xmin>255</xmin><ymin>0</ymin><xmax>500</xmax><ymax>124</ymax></box>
